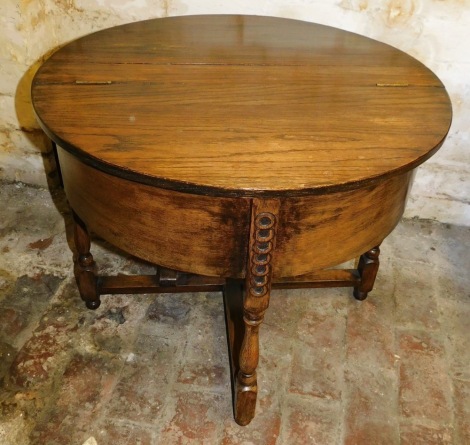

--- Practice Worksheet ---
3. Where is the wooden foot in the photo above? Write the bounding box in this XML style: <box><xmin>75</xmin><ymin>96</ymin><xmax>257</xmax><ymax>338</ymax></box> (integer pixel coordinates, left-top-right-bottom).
<box><xmin>72</xmin><ymin>211</ymin><xmax>100</xmax><ymax>309</ymax></box>
<box><xmin>353</xmin><ymin>245</ymin><xmax>381</xmax><ymax>300</ymax></box>
<box><xmin>234</xmin><ymin>372</ymin><xmax>258</xmax><ymax>426</ymax></box>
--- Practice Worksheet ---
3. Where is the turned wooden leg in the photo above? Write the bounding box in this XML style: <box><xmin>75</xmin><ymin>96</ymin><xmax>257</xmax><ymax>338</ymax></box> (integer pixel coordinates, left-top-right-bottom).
<box><xmin>231</xmin><ymin>199</ymin><xmax>280</xmax><ymax>426</ymax></box>
<box><xmin>72</xmin><ymin>211</ymin><xmax>100</xmax><ymax>309</ymax></box>
<box><xmin>353</xmin><ymin>245</ymin><xmax>380</xmax><ymax>301</ymax></box>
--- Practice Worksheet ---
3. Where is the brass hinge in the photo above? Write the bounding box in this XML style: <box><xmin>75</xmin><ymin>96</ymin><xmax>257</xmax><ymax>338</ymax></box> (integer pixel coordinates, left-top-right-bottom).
<box><xmin>376</xmin><ymin>83</ymin><xmax>409</xmax><ymax>87</ymax></box>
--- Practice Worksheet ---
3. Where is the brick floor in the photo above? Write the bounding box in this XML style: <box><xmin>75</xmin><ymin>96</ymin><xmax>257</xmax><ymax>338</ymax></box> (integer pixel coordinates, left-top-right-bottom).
<box><xmin>0</xmin><ymin>182</ymin><xmax>469</xmax><ymax>445</ymax></box>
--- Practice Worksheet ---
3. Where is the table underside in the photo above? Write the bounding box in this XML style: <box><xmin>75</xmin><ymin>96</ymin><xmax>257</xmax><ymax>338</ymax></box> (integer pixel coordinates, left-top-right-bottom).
<box><xmin>72</xmin><ymin>210</ymin><xmax>380</xmax><ymax>426</ymax></box>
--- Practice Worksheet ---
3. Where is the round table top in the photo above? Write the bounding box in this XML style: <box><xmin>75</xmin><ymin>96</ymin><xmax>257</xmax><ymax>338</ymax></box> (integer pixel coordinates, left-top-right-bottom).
<box><xmin>32</xmin><ymin>15</ymin><xmax>452</xmax><ymax>197</ymax></box>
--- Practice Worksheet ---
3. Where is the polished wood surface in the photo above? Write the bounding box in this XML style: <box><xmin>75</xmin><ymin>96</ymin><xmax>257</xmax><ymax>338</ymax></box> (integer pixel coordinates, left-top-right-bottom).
<box><xmin>31</xmin><ymin>15</ymin><xmax>452</xmax><ymax>426</ymax></box>
<box><xmin>58</xmin><ymin>148</ymin><xmax>251</xmax><ymax>278</ymax></box>
<box><xmin>32</xmin><ymin>15</ymin><xmax>451</xmax><ymax>197</ymax></box>
<box><xmin>274</xmin><ymin>171</ymin><xmax>413</xmax><ymax>276</ymax></box>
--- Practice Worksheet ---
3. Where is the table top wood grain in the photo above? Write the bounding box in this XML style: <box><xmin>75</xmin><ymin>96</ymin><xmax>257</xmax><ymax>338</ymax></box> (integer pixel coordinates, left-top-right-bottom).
<box><xmin>32</xmin><ymin>15</ymin><xmax>452</xmax><ymax>197</ymax></box>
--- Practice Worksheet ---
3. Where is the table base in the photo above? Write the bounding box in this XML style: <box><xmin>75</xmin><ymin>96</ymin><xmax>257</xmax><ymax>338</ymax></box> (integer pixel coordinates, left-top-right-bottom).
<box><xmin>72</xmin><ymin>211</ymin><xmax>380</xmax><ymax>425</ymax></box>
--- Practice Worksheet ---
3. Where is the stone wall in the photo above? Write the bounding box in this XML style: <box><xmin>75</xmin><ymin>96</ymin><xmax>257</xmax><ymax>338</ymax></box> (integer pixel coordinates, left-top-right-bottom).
<box><xmin>1</xmin><ymin>0</ymin><xmax>469</xmax><ymax>225</ymax></box>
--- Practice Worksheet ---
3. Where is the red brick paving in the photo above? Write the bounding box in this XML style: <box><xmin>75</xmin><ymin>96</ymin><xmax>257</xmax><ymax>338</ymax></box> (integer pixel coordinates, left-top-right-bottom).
<box><xmin>398</xmin><ymin>331</ymin><xmax>453</xmax><ymax>424</ymax></box>
<box><xmin>158</xmin><ymin>391</ymin><xmax>226</xmax><ymax>444</ymax></box>
<box><xmin>1</xmin><ymin>183</ymin><xmax>469</xmax><ymax>444</ymax></box>
<box><xmin>343</xmin><ymin>367</ymin><xmax>399</xmax><ymax>445</ymax></box>
<box><xmin>400</xmin><ymin>422</ymin><xmax>454</xmax><ymax>445</ymax></box>
<box><xmin>281</xmin><ymin>397</ymin><xmax>341</xmax><ymax>444</ymax></box>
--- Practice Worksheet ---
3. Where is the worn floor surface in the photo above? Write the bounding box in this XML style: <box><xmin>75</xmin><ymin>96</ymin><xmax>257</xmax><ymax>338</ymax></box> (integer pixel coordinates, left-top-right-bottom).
<box><xmin>0</xmin><ymin>182</ymin><xmax>469</xmax><ymax>445</ymax></box>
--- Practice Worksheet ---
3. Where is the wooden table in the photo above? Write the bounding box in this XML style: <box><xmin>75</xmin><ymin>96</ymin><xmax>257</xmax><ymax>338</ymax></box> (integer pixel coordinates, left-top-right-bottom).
<box><xmin>31</xmin><ymin>15</ymin><xmax>452</xmax><ymax>425</ymax></box>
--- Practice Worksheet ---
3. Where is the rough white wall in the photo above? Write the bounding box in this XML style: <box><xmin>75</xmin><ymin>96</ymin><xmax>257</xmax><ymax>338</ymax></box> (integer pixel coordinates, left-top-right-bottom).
<box><xmin>1</xmin><ymin>0</ymin><xmax>469</xmax><ymax>225</ymax></box>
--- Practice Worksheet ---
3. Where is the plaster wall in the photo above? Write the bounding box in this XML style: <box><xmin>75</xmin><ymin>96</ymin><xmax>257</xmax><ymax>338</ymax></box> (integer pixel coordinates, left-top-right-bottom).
<box><xmin>1</xmin><ymin>0</ymin><xmax>469</xmax><ymax>225</ymax></box>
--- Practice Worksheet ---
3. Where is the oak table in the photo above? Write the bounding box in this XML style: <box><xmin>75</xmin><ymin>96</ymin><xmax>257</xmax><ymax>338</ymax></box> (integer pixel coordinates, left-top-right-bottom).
<box><xmin>31</xmin><ymin>15</ymin><xmax>452</xmax><ymax>426</ymax></box>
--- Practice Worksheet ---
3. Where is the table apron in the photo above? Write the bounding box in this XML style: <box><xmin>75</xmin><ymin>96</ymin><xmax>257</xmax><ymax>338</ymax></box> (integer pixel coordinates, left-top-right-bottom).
<box><xmin>57</xmin><ymin>147</ymin><xmax>413</xmax><ymax>279</ymax></box>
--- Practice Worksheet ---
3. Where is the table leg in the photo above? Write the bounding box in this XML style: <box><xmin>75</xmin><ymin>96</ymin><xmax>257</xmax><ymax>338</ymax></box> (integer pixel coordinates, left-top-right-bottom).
<box><xmin>225</xmin><ymin>200</ymin><xmax>279</xmax><ymax>425</ymax></box>
<box><xmin>353</xmin><ymin>245</ymin><xmax>381</xmax><ymax>300</ymax></box>
<box><xmin>72</xmin><ymin>211</ymin><xmax>100</xmax><ymax>309</ymax></box>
